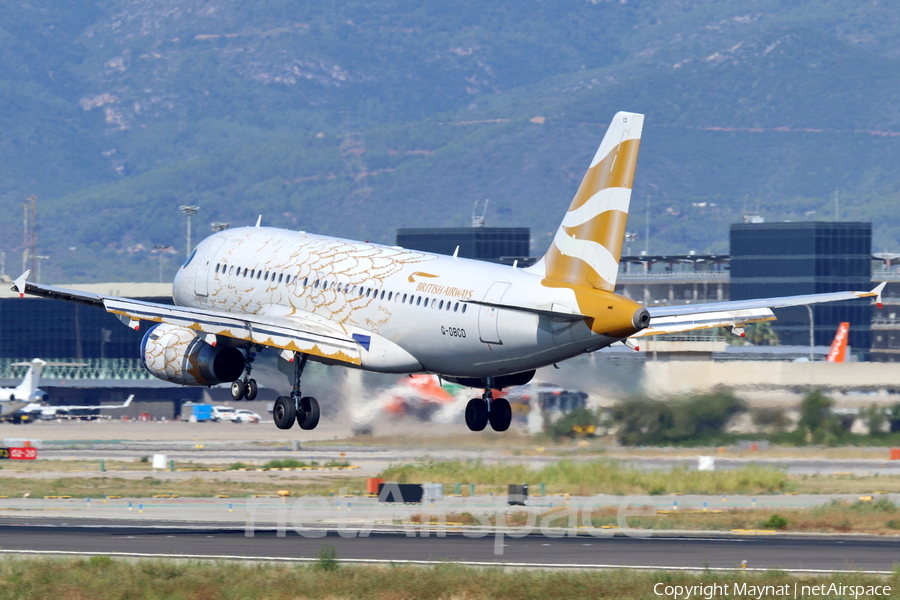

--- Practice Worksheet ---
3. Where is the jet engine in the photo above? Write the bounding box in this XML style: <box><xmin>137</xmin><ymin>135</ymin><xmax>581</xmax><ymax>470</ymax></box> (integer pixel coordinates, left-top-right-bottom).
<box><xmin>140</xmin><ymin>323</ymin><xmax>245</xmax><ymax>386</ymax></box>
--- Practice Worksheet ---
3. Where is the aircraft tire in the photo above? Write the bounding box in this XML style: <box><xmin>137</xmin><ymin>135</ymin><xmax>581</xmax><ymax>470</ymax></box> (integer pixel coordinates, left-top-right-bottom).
<box><xmin>273</xmin><ymin>396</ymin><xmax>296</xmax><ymax>429</ymax></box>
<box><xmin>298</xmin><ymin>397</ymin><xmax>320</xmax><ymax>430</ymax></box>
<box><xmin>465</xmin><ymin>398</ymin><xmax>488</xmax><ymax>431</ymax></box>
<box><xmin>488</xmin><ymin>398</ymin><xmax>512</xmax><ymax>432</ymax></box>
<box><xmin>244</xmin><ymin>379</ymin><xmax>258</xmax><ymax>401</ymax></box>
<box><xmin>230</xmin><ymin>380</ymin><xmax>245</xmax><ymax>401</ymax></box>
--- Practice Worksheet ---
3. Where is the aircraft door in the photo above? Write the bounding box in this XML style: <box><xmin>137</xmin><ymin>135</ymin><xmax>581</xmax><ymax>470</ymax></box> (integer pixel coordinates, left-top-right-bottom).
<box><xmin>194</xmin><ymin>238</ymin><xmax>227</xmax><ymax>297</ymax></box>
<box><xmin>477</xmin><ymin>282</ymin><xmax>510</xmax><ymax>344</ymax></box>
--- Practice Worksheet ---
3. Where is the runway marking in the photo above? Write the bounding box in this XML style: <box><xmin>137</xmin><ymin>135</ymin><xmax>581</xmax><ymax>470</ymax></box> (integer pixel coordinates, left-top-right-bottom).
<box><xmin>0</xmin><ymin>550</ymin><xmax>892</xmax><ymax>574</ymax></box>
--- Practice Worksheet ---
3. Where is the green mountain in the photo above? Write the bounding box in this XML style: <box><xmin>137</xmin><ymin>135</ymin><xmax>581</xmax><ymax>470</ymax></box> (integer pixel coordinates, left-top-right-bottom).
<box><xmin>3</xmin><ymin>0</ymin><xmax>900</xmax><ymax>282</ymax></box>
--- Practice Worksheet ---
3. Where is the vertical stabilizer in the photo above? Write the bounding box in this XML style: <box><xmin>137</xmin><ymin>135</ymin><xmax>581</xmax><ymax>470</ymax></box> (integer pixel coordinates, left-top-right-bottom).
<box><xmin>15</xmin><ymin>359</ymin><xmax>45</xmax><ymax>400</ymax></box>
<box><xmin>529</xmin><ymin>112</ymin><xmax>643</xmax><ymax>291</ymax></box>
<box><xmin>825</xmin><ymin>322</ymin><xmax>850</xmax><ymax>363</ymax></box>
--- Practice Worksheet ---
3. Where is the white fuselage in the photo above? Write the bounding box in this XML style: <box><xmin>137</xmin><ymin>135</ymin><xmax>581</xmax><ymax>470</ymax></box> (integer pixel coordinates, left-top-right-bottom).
<box><xmin>173</xmin><ymin>227</ymin><xmax>625</xmax><ymax>378</ymax></box>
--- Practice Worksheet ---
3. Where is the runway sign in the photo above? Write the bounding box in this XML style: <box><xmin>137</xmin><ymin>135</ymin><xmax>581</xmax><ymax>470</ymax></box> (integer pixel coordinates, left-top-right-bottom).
<box><xmin>0</xmin><ymin>447</ymin><xmax>38</xmax><ymax>460</ymax></box>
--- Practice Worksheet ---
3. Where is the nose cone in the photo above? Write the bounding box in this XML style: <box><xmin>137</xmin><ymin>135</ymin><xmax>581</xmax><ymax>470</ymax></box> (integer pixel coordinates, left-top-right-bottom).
<box><xmin>632</xmin><ymin>307</ymin><xmax>651</xmax><ymax>330</ymax></box>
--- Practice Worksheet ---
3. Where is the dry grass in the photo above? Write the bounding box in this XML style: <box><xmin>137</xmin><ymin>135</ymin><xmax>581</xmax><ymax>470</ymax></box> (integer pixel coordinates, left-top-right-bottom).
<box><xmin>379</xmin><ymin>459</ymin><xmax>790</xmax><ymax>496</ymax></box>
<box><xmin>409</xmin><ymin>499</ymin><xmax>900</xmax><ymax>535</ymax></box>
<box><xmin>579</xmin><ymin>497</ymin><xmax>900</xmax><ymax>535</ymax></box>
<box><xmin>792</xmin><ymin>473</ymin><xmax>900</xmax><ymax>495</ymax></box>
<box><xmin>0</xmin><ymin>557</ymin><xmax>894</xmax><ymax>600</ymax></box>
<box><xmin>0</xmin><ymin>475</ymin><xmax>370</xmax><ymax>499</ymax></box>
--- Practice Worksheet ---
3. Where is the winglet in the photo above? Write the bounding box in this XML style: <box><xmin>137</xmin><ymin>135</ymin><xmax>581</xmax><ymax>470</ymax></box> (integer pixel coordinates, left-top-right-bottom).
<box><xmin>255</xmin><ymin>215</ymin><xmax>262</xmax><ymax>228</ymax></box>
<box><xmin>123</xmin><ymin>395</ymin><xmax>133</xmax><ymax>407</ymax></box>
<box><xmin>872</xmin><ymin>281</ymin><xmax>886</xmax><ymax>309</ymax></box>
<box><xmin>12</xmin><ymin>271</ymin><xmax>30</xmax><ymax>298</ymax></box>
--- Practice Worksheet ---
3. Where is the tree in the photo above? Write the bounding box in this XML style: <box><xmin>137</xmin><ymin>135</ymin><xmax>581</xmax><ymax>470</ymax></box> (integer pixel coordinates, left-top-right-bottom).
<box><xmin>797</xmin><ymin>390</ymin><xmax>842</xmax><ymax>443</ymax></box>
<box><xmin>744</xmin><ymin>322</ymin><xmax>780</xmax><ymax>346</ymax></box>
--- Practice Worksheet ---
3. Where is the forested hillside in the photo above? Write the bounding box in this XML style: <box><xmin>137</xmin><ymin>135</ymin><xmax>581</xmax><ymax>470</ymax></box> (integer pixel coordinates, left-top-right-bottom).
<box><xmin>3</xmin><ymin>0</ymin><xmax>900</xmax><ymax>282</ymax></box>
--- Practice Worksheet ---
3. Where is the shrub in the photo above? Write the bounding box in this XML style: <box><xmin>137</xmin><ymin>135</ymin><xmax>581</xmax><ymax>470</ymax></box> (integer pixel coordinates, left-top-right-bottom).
<box><xmin>262</xmin><ymin>459</ymin><xmax>307</xmax><ymax>469</ymax></box>
<box><xmin>762</xmin><ymin>514</ymin><xmax>788</xmax><ymax>530</ymax></box>
<box><xmin>315</xmin><ymin>545</ymin><xmax>339</xmax><ymax>572</ymax></box>
<box><xmin>87</xmin><ymin>555</ymin><xmax>113</xmax><ymax>568</ymax></box>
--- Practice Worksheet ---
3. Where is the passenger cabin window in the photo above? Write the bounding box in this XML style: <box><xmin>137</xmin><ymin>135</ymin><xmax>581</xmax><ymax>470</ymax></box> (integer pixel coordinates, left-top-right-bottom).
<box><xmin>278</xmin><ymin>273</ymin><xmax>284</xmax><ymax>283</ymax></box>
<box><xmin>228</xmin><ymin>266</ymin><xmax>234</xmax><ymax>276</ymax></box>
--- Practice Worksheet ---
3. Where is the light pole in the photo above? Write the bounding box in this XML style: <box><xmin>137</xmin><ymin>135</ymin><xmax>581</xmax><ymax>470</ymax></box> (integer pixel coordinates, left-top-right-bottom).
<box><xmin>211</xmin><ymin>222</ymin><xmax>230</xmax><ymax>232</ymax></box>
<box><xmin>179</xmin><ymin>205</ymin><xmax>200</xmax><ymax>258</ymax></box>
<box><xmin>624</xmin><ymin>232</ymin><xmax>637</xmax><ymax>274</ymax></box>
<box><xmin>35</xmin><ymin>255</ymin><xmax>49</xmax><ymax>284</ymax></box>
<box><xmin>805</xmin><ymin>305</ymin><xmax>815</xmax><ymax>361</ymax></box>
<box><xmin>153</xmin><ymin>244</ymin><xmax>172</xmax><ymax>283</ymax></box>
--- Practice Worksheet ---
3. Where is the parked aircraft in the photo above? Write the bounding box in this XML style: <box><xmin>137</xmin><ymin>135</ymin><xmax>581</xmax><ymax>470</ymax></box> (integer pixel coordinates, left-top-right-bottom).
<box><xmin>12</xmin><ymin>112</ymin><xmax>885</xmax><ymax>433</ymax></box>
<box><xmin>18</xmin><ymin>395</ymin><xmax>134</xmax><ymax>420</ymax></box>
<box><xmin>0</xmin><ymin>358</ymin><xmax>86</xmax><ymax>416</ymax></box>
<box><xmin>825</xmin><ymin>322</ymin><xmax>850</xmax><ymax>363</ymax></box>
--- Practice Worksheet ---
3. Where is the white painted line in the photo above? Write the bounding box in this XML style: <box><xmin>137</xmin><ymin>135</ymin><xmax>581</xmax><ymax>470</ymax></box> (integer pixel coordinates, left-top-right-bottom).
<box><xmin>0</xmin><ymin>550</ymin><xmax>891</xmax><ymax>574</ymax></box>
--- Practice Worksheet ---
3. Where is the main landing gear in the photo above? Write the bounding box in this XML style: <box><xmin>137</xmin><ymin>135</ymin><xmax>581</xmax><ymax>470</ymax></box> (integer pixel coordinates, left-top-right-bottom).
<box><xmin>465</xmin><ymin>388</ymin><xmax>511</xmax><ymax>433</ymax></box>
<box><xmin>273</xmin><ymin>352</ymin><xmax>320</xmax><ymax>431</ymax></box>
<box><xmin>231</xmin><ymin>347</ymin><xmax>259</xmax><ymax>401</ymax></box>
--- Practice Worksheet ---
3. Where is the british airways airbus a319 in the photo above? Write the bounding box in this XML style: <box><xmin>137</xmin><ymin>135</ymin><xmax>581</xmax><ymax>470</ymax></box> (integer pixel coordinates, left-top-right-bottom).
<box><xmin>13</xmin><ymin>112</ymin><xmax>884</xmax><ymax>433</ymax></box>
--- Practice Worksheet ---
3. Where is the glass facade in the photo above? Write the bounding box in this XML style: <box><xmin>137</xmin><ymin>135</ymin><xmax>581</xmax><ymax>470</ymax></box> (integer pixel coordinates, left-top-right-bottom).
<box><xmin>0</xmin><ymin>297</ymin><xmax>172</xmax><ymax>360</ymax></box>
<box><xmin>730</xmin><ymin>222</ymin><xmax>872</xmax><ymax>350</ymax></box>
<box><xmin>396</xmin><ymin>228</ymin><xmax>530</xmax><ymax>262</ymax></box>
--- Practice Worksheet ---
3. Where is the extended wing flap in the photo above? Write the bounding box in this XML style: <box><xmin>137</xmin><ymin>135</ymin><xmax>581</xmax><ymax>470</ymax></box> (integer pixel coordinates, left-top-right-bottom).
<box><xmin>633</xmin><ymin>307</ymin><xmax>775</xmax><ymax>338</ymax></box>
<box><xmin>103</xmin><ymin>298</ymin><xmax>362</xmax><ymax>366</ymax></box>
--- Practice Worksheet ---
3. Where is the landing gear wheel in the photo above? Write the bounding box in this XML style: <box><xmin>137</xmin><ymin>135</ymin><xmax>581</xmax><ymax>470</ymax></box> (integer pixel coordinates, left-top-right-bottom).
<box><xmin>244</xmin><ymin>379</ymin><xmax>258</xmax><ymax>401</ymax></box>
<box><xmin>273</xmin><ymin>396</ymin><xmax>296</xmax><ymax>429</ymax></box>
<box><xmin>297</xmin><ymin>396</ymin><xmax>320</xmax><ymax>430</ymax></box>
<box><xmin>230</xmin><ymin>380</ymin><xmax>245</xmax><ymax>401</ymax></box>
<box><xmin>465</xmin><ymin>398</ymin><xmax>488</xmax><ymax>432</ymax></box>
<box><xmin>489</xmin><ymin>398</ymin><xmax>512</xmax><ymax>432</ymax></box>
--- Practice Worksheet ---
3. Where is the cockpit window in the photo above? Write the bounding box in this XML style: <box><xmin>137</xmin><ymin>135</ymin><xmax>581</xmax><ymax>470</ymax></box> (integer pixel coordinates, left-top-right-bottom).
<box><xmin>182</xmin><ymin>248</ymin><xmax>198</xmax><ymax>269</ymax></box>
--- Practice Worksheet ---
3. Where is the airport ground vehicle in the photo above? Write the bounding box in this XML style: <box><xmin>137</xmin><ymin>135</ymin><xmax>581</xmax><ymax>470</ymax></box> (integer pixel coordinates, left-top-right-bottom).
<box><xmin>232</xmin><ymin>409</ymin><xmax>260</xmax><ymax>423</ymax></box>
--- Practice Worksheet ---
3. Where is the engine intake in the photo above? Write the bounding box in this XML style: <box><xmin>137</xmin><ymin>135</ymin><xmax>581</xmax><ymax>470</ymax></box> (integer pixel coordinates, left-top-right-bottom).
<box><xmin>141</xmin><ymin>323</ymin><xmax>245</xmax><ymax>386</ymax></box>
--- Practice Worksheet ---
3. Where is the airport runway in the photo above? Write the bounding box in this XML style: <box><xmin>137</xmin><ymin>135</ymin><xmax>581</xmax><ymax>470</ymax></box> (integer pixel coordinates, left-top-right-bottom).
<box><xmin>0</xmin><ymin>518</ymin><xmax>897</xmax><ymax>573</ymax></box>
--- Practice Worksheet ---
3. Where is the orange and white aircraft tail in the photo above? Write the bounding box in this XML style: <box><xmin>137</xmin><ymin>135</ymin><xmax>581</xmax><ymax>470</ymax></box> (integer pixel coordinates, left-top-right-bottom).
<box><xmin>825</xmin><ymin>322</ymin><xmax>850</xmax><ymax>363</ymax></box>
<box><xmin>528</xmin><ymin>111</ymin><xmax>643</xmax><ymax>291</ymax></box>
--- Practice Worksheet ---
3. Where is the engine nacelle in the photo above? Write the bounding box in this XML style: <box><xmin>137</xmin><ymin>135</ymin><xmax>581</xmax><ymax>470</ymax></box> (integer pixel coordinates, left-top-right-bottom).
<box><xmin>141</xmin><ymin>323</ymin><xmax>245</xmax><ymax>386</ymax></box>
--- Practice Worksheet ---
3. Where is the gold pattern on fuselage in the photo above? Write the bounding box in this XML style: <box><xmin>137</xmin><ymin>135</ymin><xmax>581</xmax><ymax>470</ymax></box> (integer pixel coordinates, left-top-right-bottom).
<box><xmin>206</xmin><ymin>230</ymin><xmax>437</xmax><ymax>333</ymax></box>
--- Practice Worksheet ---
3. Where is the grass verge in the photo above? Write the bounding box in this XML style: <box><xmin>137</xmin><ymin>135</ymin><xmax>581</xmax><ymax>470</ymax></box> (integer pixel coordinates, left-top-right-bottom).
<box><xmin>0</xmin><ymin>558</ymin><xmax>894</xmax><ymax>600</ymax></box>
<box><xmin>410</xmin><ymin>498</ymin><xmax>900</xmax><ymax>535</ymax></box>
<box><xmin>379</xmin><ymin>459</ymin><xmax>790</xmax><ymax>496</ymax></box>
<box><xmin>0</xmin><ymin>475</ymin><xmax>369</xmax><ymax>499</ymax></box>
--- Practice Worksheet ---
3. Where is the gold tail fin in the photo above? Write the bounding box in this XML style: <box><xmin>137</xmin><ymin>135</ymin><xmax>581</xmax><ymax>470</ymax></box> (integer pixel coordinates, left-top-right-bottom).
<box><xmin>531</xmin><ymin>112</ymin><xmax>643</xmax><ymax>291</ymax></box>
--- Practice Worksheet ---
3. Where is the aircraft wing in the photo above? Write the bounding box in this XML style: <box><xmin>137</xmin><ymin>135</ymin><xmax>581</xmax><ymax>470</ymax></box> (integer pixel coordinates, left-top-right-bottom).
<box><xmin>43</xmin><ymin>394</ymin><xmax>135</xmax><ymax>411</ymax></box>
<box><xmin>12</xmin><ymin>274</ymin><xmax>362</xmax><ymax>366</ymax></box>
<box><xmin>632</xmin><ymin>283</ymin><xmax>885</xmax><ymax>338</ymax></box>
